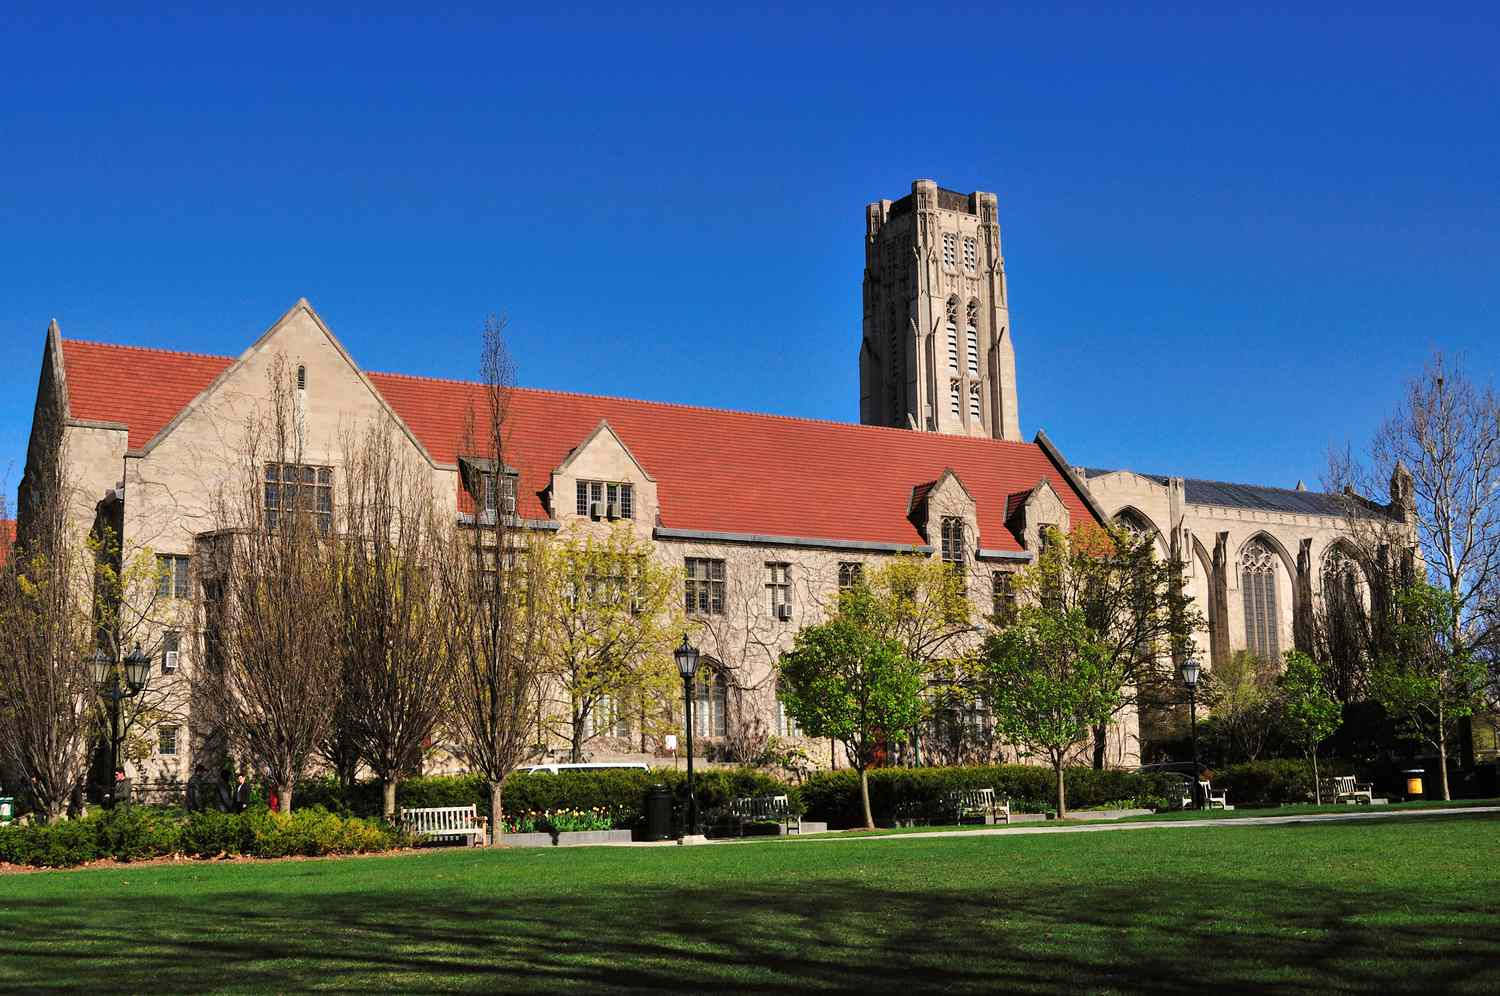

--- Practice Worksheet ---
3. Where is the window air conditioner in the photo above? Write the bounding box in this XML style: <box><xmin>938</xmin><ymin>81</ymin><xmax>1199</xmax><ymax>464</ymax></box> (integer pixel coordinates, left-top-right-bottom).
<box><xmin>502</xmin><ymin>496</ymin><xmax>517</xmax><ymax>515</ymax></box>
<box><xmin>589</xmin><ymin>501</ymin><xmax>603</xmax><ymax>520</ymax></box>
<box><xmin>776</xmin><ymin>603</ymin><xmax>793</xmax><ymax>621</ymax></box>
<box><xmin>163</xmin><ymin>651</ymin><xmax>179</xmax><ymax>673</ymax></box>
<box><xmin>607</xmin><ymin>501</ymin><xmax>622</xmax><ymax>520</ymax></box>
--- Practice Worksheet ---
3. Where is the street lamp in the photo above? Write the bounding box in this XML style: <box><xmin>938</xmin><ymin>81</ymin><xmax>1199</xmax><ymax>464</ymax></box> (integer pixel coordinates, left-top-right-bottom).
<box><xmin>93</xmin><ymin>643</ymin><xmax>152</xmax><ymax>777</ymax></box>
<box><xmin>1179</xmin><ymin>657</ymin><xmax>1201</xmax><ymax>809</ymax></box>
<box><xmin>673</xmin><ymin>633</ymin><xmax>701</xmax><ymax>839</ymax></box>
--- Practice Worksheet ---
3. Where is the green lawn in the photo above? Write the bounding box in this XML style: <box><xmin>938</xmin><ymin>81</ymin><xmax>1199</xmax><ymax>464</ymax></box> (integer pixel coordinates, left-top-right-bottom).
<box><xmin>3</xmin><ymin>812</ymin><xmax>1498</xmax><ymax>993</ymax></box>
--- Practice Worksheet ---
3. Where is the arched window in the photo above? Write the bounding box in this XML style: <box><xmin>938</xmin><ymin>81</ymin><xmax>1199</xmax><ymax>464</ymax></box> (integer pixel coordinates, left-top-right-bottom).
<box><xmin>965</xmin><ymin>300</ymin><xmax>980</xmax><ymax>377</ymax></box>
<box><xmin>1240</xmin><ymin>538</ymin><xmax>1280</xmax><ymax>661</ymax></box>
<box><xmin>693</xmin><ymin>664</ymin><xmax>729</xmax><ymax>738</ymax></box>
<box><xmin>946</xmin><ymin>298</ymin><xmax>959</xmax><ymax>374</ymax></box>
<box><xmin>1322</xmin><ymin>545</ymin><xmax>1366</xmax><ymax>611</ymax></box>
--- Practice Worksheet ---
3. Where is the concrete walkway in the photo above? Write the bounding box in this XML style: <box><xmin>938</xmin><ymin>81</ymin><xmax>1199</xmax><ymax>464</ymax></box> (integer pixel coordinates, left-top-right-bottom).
<box><xmin>770</xmin><ymin>805</ymin><xmax>1500</xmax><ymax>845</ymax></box>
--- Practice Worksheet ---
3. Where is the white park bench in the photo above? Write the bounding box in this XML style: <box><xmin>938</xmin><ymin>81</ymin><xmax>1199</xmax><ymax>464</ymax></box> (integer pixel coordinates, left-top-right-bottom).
<box><xmin>401</xmin><ymin>805</ymin><xmax>488</xmax><ymax>846</ymax></box>
<box><xmin>1198</xmin><ymin>781</ymin><xmax>1233</xmax><ymax>811</ymax></box>
<box><xmin>728</xmin><ymin>794</ymin><xmax>801</xmax><ymax>836</ymax></box>
<box><xmin>944</xmin><ymin>787</ymin><xmax>1010</xmax><ymax>825</ymax></box>
<box><xmin>1328</xmin><ymin>775</ymin><xmax>1375</xmax><ymax>805</ymax></box>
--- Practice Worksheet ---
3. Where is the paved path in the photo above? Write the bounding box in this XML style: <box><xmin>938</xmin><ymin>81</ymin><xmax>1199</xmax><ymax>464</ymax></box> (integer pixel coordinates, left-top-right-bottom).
<box><xmin>770</xmin><ymin>805</ymin><xmax>1500</xmax><ymax>845</ymax></box>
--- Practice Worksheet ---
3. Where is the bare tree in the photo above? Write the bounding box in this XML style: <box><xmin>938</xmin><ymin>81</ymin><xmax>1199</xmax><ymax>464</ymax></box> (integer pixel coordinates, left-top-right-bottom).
<box><xmin>0</xmin><ymin>468</ymin><xmax>96</xmax><ymax>823</ymax></box>
<box><xmin>193</xmin><ymin>357</ymin><xmax>340</xmax><ymax>813</ymax></box>
<box><xmin>1330</xmin><ymin>352</ymin><xmax>1500</xmax><ymax>764</ymax></box>
<box><xmin>337</xmin><ymin>417</ymin><xmax>454</xmax><ymax>820</ymax></box>
<box><xmin>438</xmin><ymin>317</ymin><xmax>546</xmax><ymax>845</ymax></box>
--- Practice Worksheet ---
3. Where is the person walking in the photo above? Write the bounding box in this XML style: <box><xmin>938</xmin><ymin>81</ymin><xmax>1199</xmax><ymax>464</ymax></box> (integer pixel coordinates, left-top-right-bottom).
<box><xmin>230</xmin><ymin>772</ymin><xmax>251</xmax><ymax>813</ymax></box>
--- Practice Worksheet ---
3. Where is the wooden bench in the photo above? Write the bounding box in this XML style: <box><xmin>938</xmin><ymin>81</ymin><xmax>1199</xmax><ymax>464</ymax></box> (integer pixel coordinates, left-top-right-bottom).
<box><xmin>1198</xmin><ymin>781</ymin><xmax>1233</xmax><ymax>811</ymax></box>
<box><xmin>1327</xmin><ymin>775</ymin><xmax>1375</xmax><ymax>805</ymax></box>
<box><xmin>401</xmin><ymin>805</ymin><xmax>488</xmax><ymax>846</ymax></box>
<box><xmin>728</xmin><ymin>794</ymin><xmax>801</xmax><ymax>836</ymax></box>
<box><xmin>944</xmin><ymin>788</ymin><xmax>1010</xmax><ymax>825</ymax></box>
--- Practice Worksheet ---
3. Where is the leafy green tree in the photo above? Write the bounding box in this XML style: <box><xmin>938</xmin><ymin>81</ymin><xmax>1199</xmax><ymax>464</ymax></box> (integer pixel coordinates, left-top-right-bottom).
<box><xmin>778</xmin><ymin>587</ymin><xmax>925</xmax><ymax>829</ymax></box>
<box><xmin>1013</xmin><ymin>521</ymin><xmax>1202</xmax><ymax>768</ymax></box>
<box><xmin>1204</xmin><ymin>650</ymin><xmax>1283</xmax><ymax>763</ymax></box>
<box><xmin>977</xmin><ymin>604</ymin><xmax>1121</xmax><ymax>818</ymax></box>
<box><xmin>538</xmin><ymin>525</ymin><xmax>681</xmax><ymax>762</ymax></box>
<box><xmin>1278</xmin><ymin>651</ymin><xmax>1342</xmax><ymax>803</ymax></box>
<box><xmin>1370</xmin><ymin>583</ymin><xmax>1486</xmax><ymax>800</ymax></box>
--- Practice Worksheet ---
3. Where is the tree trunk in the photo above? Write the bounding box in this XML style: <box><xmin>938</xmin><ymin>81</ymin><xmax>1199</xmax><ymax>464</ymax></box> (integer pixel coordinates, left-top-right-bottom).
<box><xmin>1054</xmin><ymin>761</ymin><xmax>1067</xmax><ymax>820</ymax></box>
<box><xmin>1438</xmin><ymin>730</ymin><xmax>1451</xmax><ymax>801</ymax></box>
<box><xmin>1311</xmin><ymin>751</ymin><xmax>1321</xmax><ymax>805</ymax></box>
<box><xmin>859</xmin><ymin>766</ymin><xmax>875</xmax><ymax>830</ymax></box>
<box><xmin>571</xmin><ymin>714</ymin><xmax>585</xmax><ymax>764</ymax></box>
<box><xmin>279</xmin><ymin>784</ymin><xmax>293</xmax><ymax>813</ymax></box>
<box><xmin>382</xmin><ymin>779</ymin><xmax>398</xmax><ymax>822</ymax></box>
<box><xmin>488</xmin><ymin>780</ymin><xmax>505</xmax><ymax>847</ymax></box>
<box><xmin>1091</xmin><ymin>722</ymin><xmax>1108</xmax><ymax>770</ymax></box>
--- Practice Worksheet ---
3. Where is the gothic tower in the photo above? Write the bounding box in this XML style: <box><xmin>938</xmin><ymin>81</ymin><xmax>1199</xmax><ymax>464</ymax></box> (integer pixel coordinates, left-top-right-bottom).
<box><xmin>859</xmin><ymin>179</ymin><xmax>1020</xmax><ymax>441</ymax></box>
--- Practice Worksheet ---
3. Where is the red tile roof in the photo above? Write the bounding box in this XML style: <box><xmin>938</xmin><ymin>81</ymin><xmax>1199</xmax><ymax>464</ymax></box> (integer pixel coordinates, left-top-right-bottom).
<box><xmin>58</xmin><ymin>339</ymin><xmax>1099</xmax><ymax>553</ymax></box>
<box><xmin>61</xmin><ymin>340</ymin><xmax>233</xmax><ymax>450</ymax></box>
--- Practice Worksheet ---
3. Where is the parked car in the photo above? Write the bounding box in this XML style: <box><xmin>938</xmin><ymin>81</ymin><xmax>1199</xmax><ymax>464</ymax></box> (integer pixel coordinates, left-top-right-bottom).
<box><xmin>520</xmin><ymin>762</ymin><xmax>651</xmax><ymax>775</ymax></box>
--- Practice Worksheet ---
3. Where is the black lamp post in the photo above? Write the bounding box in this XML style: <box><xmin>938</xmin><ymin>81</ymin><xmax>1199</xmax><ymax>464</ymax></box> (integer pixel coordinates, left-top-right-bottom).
<box><xmin>1179</xmin><ymin>657</ymin><xmax>1201</xmax><ymax>809</ymax></box>
<box><xmin>91</xmin><ymin>643</ymin><xmax>152</xmax><ymax>776</ymax></box>
<box><xmin>673</xmin><ymin>633</ymin><xmax>700</xmax><ymax>838</ymax></box>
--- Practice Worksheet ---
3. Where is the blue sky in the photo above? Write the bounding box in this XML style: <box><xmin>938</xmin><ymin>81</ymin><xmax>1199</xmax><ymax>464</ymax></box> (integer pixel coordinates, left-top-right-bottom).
<box><xmin>2</xmin><ymin>5</ymin><xmax>1497</xmax><ymax>510</ymax></box>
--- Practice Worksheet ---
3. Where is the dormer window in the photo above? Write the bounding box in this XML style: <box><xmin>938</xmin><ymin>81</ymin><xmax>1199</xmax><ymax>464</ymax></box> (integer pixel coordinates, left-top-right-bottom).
<box><xmin>482</xmin><ymin>472</ymin><xmax>518</xmax><ymax>516</ymax></box>
<box><xmin>576</xmin><ymin>480</ymin><xmax>634</xmax><ymax>520</ymax></box>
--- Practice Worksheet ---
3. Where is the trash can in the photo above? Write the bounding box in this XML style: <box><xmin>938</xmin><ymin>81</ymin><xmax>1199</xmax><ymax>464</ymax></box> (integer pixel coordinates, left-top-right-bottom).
<box><xmin>0</xmin><ymin>796</ymin><xmax>13</xmax><ymax>825</ymax></box>
<box><xmin>643</xmin><ymin>784</ymin><xmax>674</xmax><ymax>842</ymax></box>
<box><xmin>1403</xmin><ymin>769</ymin><xmax>1425</xmax><ymax>801</ymax></box>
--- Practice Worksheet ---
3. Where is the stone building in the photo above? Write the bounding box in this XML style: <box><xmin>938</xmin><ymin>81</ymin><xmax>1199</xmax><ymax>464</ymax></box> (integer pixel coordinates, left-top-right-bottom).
<box><xmin>14</xmin><ymin>178</ymin><xmax>1412</xmax><ymax>796</ymax></box>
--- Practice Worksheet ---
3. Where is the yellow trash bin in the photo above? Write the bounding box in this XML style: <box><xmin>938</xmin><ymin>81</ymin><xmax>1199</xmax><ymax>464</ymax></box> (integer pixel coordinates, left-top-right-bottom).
<box><xmin>1403</xmin><ymin>769</ymin><xmax>1425</xmax><ymax>800</ymax></box>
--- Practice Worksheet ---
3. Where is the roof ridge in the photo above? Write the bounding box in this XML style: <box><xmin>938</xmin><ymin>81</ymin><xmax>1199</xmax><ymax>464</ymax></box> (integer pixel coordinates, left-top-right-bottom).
<box><xmin>370</xmin><ymin>369</ymin><xmax>1045</xmax><ymax>450</ymax></box>
<box><xmin>61</xmin><ymin>337</ymin><xmax>235</xmax><ymax>365</ymax></box>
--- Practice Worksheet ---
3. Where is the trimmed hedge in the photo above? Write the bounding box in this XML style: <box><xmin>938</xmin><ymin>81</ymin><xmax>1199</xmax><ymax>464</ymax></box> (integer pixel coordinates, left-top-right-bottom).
<box><xmin>798</xmin><ymin>765</ymin><xmax>1183</xmax><ymax>828</ymax></box>
<box><xmin>0</xmin><ymin>806</ymin><xmax>402</xmax><ymax>869</ymax></box>
<box><xmin>297</xmin><ymin>768</ymin><xmax>795</xmax><ymax>828</ymax></box>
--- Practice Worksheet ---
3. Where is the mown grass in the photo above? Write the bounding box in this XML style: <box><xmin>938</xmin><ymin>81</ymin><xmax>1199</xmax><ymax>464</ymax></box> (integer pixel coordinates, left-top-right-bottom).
<box><xmin>1</xmin><ymin>812</ymin><xmax>1497</xmax><ymax>993</ymax></box>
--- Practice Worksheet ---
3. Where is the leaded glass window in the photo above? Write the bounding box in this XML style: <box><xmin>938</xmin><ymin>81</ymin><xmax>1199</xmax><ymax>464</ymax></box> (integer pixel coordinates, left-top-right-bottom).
<box><xmin>1240</xmin><ymin>538</ymin><xmax>1280</xmax><ymax>661</ymax></box>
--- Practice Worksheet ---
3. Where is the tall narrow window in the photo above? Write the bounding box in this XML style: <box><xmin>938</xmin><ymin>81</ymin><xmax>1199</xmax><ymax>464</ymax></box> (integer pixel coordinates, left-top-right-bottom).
<box><xmin>777</xmin><ymin>693</ymin><xmax>801</xmax><ymax>737</ymax></box>
<box><xmin>158</xmin><ymin>724</ymin><xmax>179</xmax><ymax>757</ymax></box>
<box><xmin>940</xmin><ymin>518</ymin><xmax>965</xmax><ymax>573</ymax></box>
<box><xmin>942</xmin><ymin>233</ymin><xmax>957</xmax><ymax>268</ymax></box>
<box><xmin>157</xmin><ymin>555</ymin><xmax>191</xmax><ymax>600</ymax></box>
<box><xmin>162</xmin><ymin>631</ymin><xmax>181</xmax><ymax>673</ymax></box>
<box><xmin>991</xmin><ymin>572</ymin><xmax>1017</xmax><ymax>624</ymax></box>
<box><xmin>963</xmin><ymin>236</ymin><xmax>977</xmax><ymax>270</ymax></box>
<box><xmin>969</xmin><ymin>383</ymin><xmax>982</xmax><ymax>420</ymax></box>
<box><xmin>296</xmin><ymin>364</ymin><xmax>307</xmax><ymax>390</ymax></box>
<box><xmin>951</xmin><ymin>380</ymin><xmax>961</xmax><ymax>416</ymax></box>
<box><xmin>966</xmin><ymin>300</ymin><xmax>980</xmax><ymax>377</ymax></box>
<box><xmin>766</xmin><ymin>562</ymin><xmax>791</xmax><ymax>617</ymax></box>
<box><xmin>693</xmin><ymin>666</ymin><xmax>729</xmax><ymax>738</ymax></box>
<box><xmin>946</xmin><ymin>298</ymin><xmax>959</xmax><ymax>374</ymax></box>
<box><xmin>1240</xmin><ymin>538</ymin><xmax>1281</xmax><ymax>660</ymax></box>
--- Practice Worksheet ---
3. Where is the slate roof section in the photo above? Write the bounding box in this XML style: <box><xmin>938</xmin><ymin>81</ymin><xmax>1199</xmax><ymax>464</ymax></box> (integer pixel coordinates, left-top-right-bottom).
<box><xmin>1082</xmin><ymin>467</ymin><xmax>1388</xmax><ymax>518</ymax></box>
<box><xmin>56</xmin><ymin>339</ymin><xmax>1102</xmax><ymax>554</ymax></box>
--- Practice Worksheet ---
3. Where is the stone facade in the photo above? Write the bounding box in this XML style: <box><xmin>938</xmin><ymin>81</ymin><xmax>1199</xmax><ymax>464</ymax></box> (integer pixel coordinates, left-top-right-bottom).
<box><xmin>15</xmin><ymin>178</ymin><xmax>1411</xmax><ymax>799</ymax></box>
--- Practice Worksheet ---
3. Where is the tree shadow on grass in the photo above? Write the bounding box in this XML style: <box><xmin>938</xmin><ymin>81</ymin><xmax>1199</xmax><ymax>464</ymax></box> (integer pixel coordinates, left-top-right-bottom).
<box><xmin>2</xmin><ymin>825</ymin><xmax>1498</xmax><ymax>993</ymax></box>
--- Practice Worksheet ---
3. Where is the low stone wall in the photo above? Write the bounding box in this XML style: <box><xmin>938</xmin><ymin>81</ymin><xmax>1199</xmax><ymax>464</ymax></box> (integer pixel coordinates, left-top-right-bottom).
<box><xmin>500</xmin><ymin>830</ymin><xmax>634</xmax><ymax>847</ymax></box>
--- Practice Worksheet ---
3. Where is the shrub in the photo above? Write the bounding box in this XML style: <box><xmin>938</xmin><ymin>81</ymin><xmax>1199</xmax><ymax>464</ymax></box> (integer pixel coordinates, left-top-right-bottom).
<box><xmin>0</xmin><ymin>806</ymin><xmax>400</xmax><ymax>869</ymax></box>
<box><xmin>297</xmin><ymin>768</ymin><xmax>798</xmax><ymax>829</ymax></box>
<box><xmin>1212</xmin><ymin>759</ymin><xmax>1328</xmax><ymax>806</ymax></box>
<box><xmin>799</xmin><ymin>765</ymin><xmax>1181</xmax><ymax>828</ymax></box>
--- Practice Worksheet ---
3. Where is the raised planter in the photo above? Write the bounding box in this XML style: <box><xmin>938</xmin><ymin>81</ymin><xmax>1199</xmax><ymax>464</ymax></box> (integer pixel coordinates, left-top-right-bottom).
<box><xmin>500</xmin><ymin>832</ymin><xmax>555</xmax><ymax>848</ymax></box>
<box><xmin>1066</xmin><ymin>808</ymin><xmax>1153</xmax><ymax>821</ymax></box>
<box><xmin>556</xmin><ymin>830</ymin><xmax>632</xmax><ymax>847</ymax></box>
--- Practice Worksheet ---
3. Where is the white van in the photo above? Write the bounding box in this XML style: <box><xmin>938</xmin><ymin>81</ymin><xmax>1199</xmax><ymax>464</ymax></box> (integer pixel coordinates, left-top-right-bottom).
<box><xmin>520</xmin><ymin>762</ymin><xmax>651</xmax><ymax>775</ymax></box>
